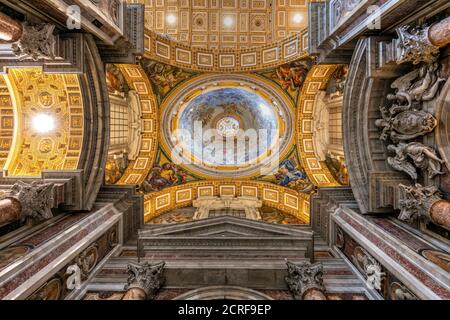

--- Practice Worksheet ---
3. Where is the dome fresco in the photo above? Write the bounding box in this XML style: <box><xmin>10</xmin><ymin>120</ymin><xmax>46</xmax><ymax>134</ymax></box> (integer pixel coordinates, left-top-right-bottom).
<box><xmin>160</xmin><ymin>75</ymin><xmax>295</xmax><ymax>179</ymax></box>
<box><xmin>178</xmin><ymin>87</ymin><xmax>279</xmax><ymax>166</ymax></box>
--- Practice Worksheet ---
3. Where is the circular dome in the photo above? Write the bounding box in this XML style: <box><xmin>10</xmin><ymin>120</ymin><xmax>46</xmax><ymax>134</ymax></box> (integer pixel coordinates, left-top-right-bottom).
<box><xmin>160</xmin><ymin>75</ymin><xmax>295</xmax><ymax>178</ymax></box>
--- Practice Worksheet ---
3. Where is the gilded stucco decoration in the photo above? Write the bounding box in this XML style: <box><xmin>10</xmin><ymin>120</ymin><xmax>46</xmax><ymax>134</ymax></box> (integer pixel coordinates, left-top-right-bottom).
<box><xmin>297</xmin><ymin>64</ymin><xmax>345</xmax><ymax>186</ymax></box>
<box><xmin>111</xmin><ymin>64</ymin><xmax>159</xmax><ymax>186</ymax></box>
<box><xmin>131</xmin><ymin>0</ymin><xmax>308</xmax><ymax>50</ymax></box>
<box><xmin>4</xmin><ymin>68</ymin><xmax>84</xmax><ymax>176</ymax></box>
<box><xmin>0</xmin><ymin>76</ymin><xmax>14</xmax><ymax>169</ymax></box>
<box><xmin>143</xmin><ymin>180</ymin><xmax>310</xmax><ymax>224</ymax></box>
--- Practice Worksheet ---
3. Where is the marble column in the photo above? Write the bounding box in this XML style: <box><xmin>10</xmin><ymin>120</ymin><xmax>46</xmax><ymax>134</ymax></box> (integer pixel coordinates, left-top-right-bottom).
<box><xmin>285</xmin><ymin>261</ymin><xmax>327</xmax><ymax>300</ymax></box>
<box><xmin>429</xmin><ymin>200</ymin><xmax>450</xmax><ymax>230</ymax></box>
<box><xmin>0</xmin><ymin>198</ymin><xmax>22</xmax><ymax>226</ymax></box>
<box><xmin>429</xmin><ymin>16</ymin><xmax>450</xmax><ymax>48</ymax></box>
<box><xmin>0</xmin><ymin>11</ymin><xmax>23</xmax><ymax>42</ymax></box>
<box><xmin>122</xmin><ymin>262</ymin><xmax>165</xmax><ymax>300</ymax></box>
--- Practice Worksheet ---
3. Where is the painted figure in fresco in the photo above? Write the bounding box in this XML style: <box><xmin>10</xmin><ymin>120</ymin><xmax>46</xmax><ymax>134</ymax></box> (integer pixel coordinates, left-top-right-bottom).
<box><xmin>276</xmin><ymin>160</ymin><xmax>307</xmax><ymax>186</ymax></box>
<box><xmin>275</xmin><ymin>159</ymin><xmax>315</xmax><ymax>193</ymax></box>
<box><xmin>106</xmin><ymin>64</ymin><xmax>129</xmax><ymax>95</ymax></box>
<box><xmin>141</xmin><ymin>163</ymin><xmax>188</xmax><ymax>193</ymax></box>
<box><xmin>325</xmin><ymin>155</ymin><xmax>350</xmax><ymax>185</ymax></box>
<box><xmin>105</xmin><ymin>153</ymin><xmax>129</xmax><ymax>185</ymax></box>
<box><xmin>276</xmin><ymin>61</ymin><xmax>310</xmax><ymax>91</ymax></box>
<box><xmin>141</xmin><ymin>60</ymin><xmax>191</xmax><ymax>98</ymax></box>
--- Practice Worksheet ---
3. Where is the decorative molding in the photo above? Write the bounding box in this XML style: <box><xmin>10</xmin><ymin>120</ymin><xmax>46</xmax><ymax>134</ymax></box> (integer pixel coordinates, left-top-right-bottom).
<box><xmin>395</xmin><ymin>24</ymin><xmax>440</xmax><ymax>65</ymax></box>
<box><xmin>398</xmin><ymin>184</ymin><xmax>442</xmax><ymax>222</ymax></box>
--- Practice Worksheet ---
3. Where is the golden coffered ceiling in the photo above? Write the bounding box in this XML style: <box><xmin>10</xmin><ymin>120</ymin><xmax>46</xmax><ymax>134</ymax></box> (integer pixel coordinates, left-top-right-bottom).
<box><xmin>2</xmin><ymin>68</ymin><xmax>84</xmax><ymax>177</ymax></box>
<box><xmin>129</xmin><ymin>0</ymin><xmax>309</xmax><ymax>49</ymax></box>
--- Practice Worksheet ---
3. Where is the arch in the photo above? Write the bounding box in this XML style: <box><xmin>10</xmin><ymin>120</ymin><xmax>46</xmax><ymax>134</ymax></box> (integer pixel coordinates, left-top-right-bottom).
<box><xmin>143</xmin><ymin>180</ymin><xmax>310</xmax><ymax>224</ymax></box>
<box><xmin>173</xmin><ymin>286</ymin><xmax>274</xmax><ymax>300</ymax></box>
<box><xmin>296</xmin><ymin>64</ymin><xmax>342</xmax><ymax>187</ymax></box>
<box><xmin>111</xmin><ymin>64</ymin><xmax>159</xmax><ymax>186</ymax></box>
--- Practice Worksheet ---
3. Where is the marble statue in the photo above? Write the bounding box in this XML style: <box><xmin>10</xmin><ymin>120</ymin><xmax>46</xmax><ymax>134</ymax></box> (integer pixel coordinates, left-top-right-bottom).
<box><xmin>387</xmin><ymin>142</ymin><xmax>444</xmax><ymax>180</ymax></box>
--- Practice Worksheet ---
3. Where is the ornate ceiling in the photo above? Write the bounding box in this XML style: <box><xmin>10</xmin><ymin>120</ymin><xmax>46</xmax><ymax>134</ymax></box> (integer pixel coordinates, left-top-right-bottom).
<box><xmin>159</xmin><ymin>74</ymin><xmax>295</xmax><ymax>179</ymax></box>
<box><xmin>1</xmin><ymin>68</ymin><xmax>84</xmax><ymax>177</ymax></box>
<box><xmin>129</xmin><ymin>0</ymin><xmax>309</xmax><ymax>50</ymax></box>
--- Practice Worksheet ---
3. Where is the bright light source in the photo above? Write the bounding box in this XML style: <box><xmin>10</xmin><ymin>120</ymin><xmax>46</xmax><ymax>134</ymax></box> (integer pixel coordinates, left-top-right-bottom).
<box><xmin>166</xmin><ymin>14</ymin><xmax>177</xmax><ymax>25</ymax></box>
<box><xmin>223</xmin><ymin>16</ymin><xmax>234</xmax><ymax>27</ymax></box>
<box><xmin>32</xmin><ymin>114</ymin><xmax>55</xmax><ymax>133</ymax></box>
<box><xmin>293</xmin><ymin>13</ymin><xmax>303</xmax><ymax>24</ymax></box>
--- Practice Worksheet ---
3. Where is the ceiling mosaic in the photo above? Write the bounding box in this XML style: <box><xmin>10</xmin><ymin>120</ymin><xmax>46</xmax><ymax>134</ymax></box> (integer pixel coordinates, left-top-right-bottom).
<box><xmin>129</xmin><ymin>0</ymin><xmax>309</xmax><ymax>50</ymax></box>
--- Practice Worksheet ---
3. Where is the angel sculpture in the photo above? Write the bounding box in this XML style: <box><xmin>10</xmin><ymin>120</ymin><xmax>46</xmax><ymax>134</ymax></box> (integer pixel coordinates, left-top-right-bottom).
<box><xmin>388</xmin><ymin>63</ymin><xmax>445</xmax><ymax>113</ymax></box>
<box><xmin>387</xmin><ymin>142</ymin><xmax>445</xmax><ymax>180</ymax></box>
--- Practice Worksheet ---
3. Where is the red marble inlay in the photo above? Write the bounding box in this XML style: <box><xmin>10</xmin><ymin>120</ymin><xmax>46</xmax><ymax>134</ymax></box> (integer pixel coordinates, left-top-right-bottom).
<box><xmin>0</xmin><ymin>210</ymin><xmax>117</xmax><ymax>299</ymax></box>
<box><xmin>338</xmin><ymin>212</ymin><xmax>450</xmax><ymax>299</ymax></box>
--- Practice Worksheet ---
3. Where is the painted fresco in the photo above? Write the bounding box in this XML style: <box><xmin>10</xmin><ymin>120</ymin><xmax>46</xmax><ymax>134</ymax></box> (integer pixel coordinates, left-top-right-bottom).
<box><xmin>106</xmin><ymin>64</ymin><xmax>129</xmax><ymax>97</ymax></box>
<box><xmin>260</xmin><ymin>206</ymin><xmax>304</xmax><ymax>225</ymax></box>
<box><xmin>140</xmin><ymin>149</ymin><xmax>198</xmax><ymax>193</ymax></box>
<box><xmin>140</xmin><ymin>59</ymin><xmax>195</xmax><ymax>103</ymax></box>
<box><xmin>178</xmin><ymin>87</ymin><xmax>278</xmax><ymax>166</ymax></box>
<box><xmin>147</xmin><ymin>207</ymin><xmax>303</xmax><ymax>225</ymax></box>
<box><xmin>257</xmin><ymin>149</ymin><xmax>316</xmax><ymax>194</ymax></box>
<box><xmin>105</xmin><ymin>156</ymin><xmax>129</xmax><ymax>185</ymax></box>
<box><xmin>148</xmin><ymin>208</ymin><xmax>196</xmax><ymax>224</ymax></box>
<box><xmin>258</xmin><ymin>59</ymin><xmax>313</xmax><ymax>102</ymax></box>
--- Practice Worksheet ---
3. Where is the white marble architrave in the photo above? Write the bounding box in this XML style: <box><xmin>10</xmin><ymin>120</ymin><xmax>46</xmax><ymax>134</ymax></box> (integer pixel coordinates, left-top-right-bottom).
<box><xmin>192</xmin><ymin>196</ymin><xmax>263</xmax><ymax>221</ymax></box>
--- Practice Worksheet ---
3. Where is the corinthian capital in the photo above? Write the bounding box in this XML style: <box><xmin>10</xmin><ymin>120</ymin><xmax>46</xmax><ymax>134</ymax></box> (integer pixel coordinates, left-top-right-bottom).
<box><xmin>285</xmin><ymin>261</ymin><xmax>325</xmax><ymax>299</ymax></box>
<box><xmin>396</xmin><ymin>25</ymin><xmax>440</xmax><ymax>65</ymax></box>
<box><xmin>125</xmin><ymin>261</ymin><xmax>166</xmax><ymax>300</ymax></box>
<box><xmin>12</xmin><ymin>22</ymin><xmax>56</xmax><ymax>61</ymax></box>
<box><xmin>8</xmin><ymin>181</ymin><xmax>54</xmax><ymax>221</ymax></box>
<box><xmin>398</xmin><ymin>184</ymin><xmax>442</xmax><ymax>222</ymax></box>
